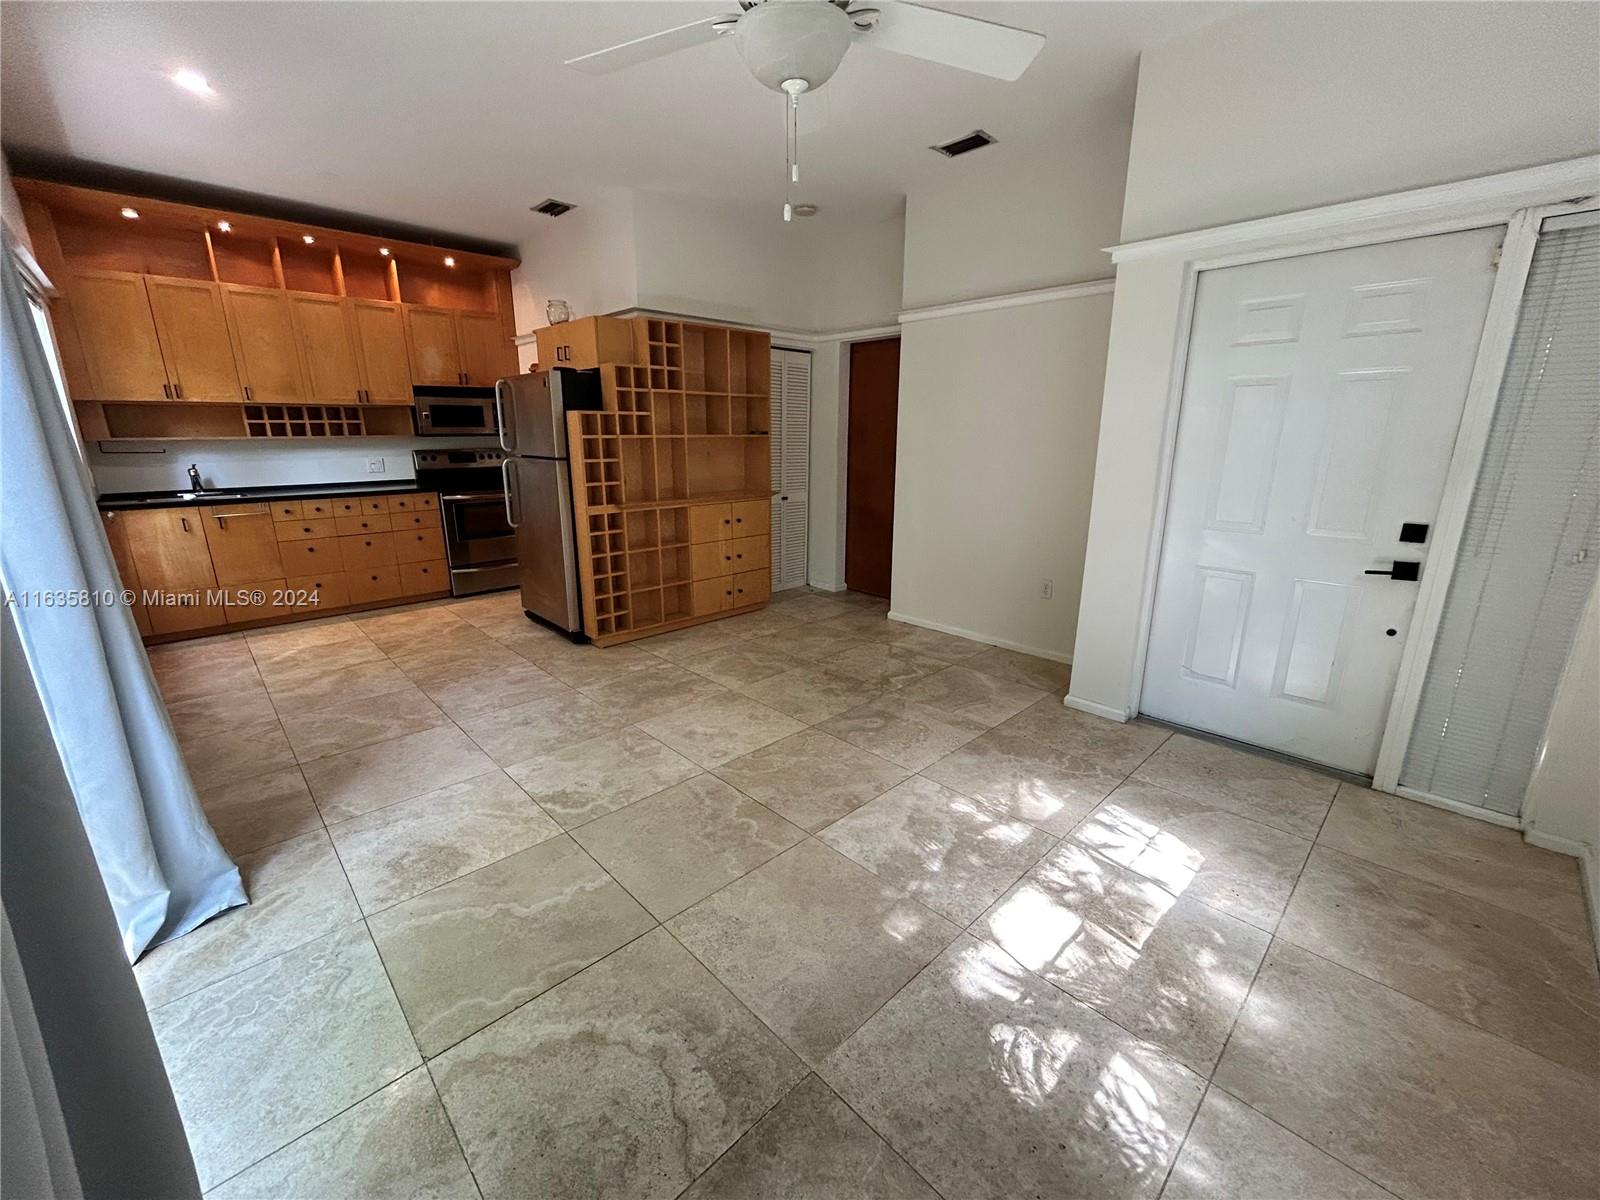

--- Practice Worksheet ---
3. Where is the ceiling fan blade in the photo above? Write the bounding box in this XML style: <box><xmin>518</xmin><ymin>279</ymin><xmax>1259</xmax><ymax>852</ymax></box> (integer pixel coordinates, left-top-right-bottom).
<box><xmin>859</xmin><ymin>2</ymin><xmax>1044</xmax><ymax>81</ymax></box>
<box><xmin>564</xmin><ymin>16</ymin><xmax>732</xmax><ymax>75</ymax></box>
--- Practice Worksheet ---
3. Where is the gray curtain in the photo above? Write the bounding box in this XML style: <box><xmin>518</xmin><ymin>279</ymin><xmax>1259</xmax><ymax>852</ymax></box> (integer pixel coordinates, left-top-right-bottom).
<box><xmin>2</xmin><ymin>602</ymin><xmax>202</xmax><ymax>1199</ymax></box>
<box><xmin>0</xmin><ymin>228</ymin><xmax>245</xmax><ymax>959</ymax></box>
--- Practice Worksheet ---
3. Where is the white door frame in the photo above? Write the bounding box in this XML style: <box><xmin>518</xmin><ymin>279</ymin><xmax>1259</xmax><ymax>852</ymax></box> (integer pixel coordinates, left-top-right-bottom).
<box><xmin>1110</xmin><ymin>157</ymin><xmax>1600</xmax><ymax>824</ymax></box>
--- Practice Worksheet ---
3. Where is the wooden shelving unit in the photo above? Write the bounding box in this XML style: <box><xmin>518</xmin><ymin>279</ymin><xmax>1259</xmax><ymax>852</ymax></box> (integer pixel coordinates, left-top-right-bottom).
<box><xmin>559</xmin><ymin>317</ymin><xmax>773</xmax><ymax>645</ymax></box>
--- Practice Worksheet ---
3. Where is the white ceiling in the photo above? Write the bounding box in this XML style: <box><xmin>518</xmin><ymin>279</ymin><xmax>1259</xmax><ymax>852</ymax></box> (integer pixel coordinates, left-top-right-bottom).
<box><xmin>1</xmin><ymin>1</ymin><xmax>1235</xmax><ymax>245</ymax></box>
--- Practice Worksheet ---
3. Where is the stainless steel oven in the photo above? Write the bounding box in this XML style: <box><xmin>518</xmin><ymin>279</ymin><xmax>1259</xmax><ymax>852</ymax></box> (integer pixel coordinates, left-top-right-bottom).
<box><xmin>414</xmin><ymin>386</ymin><xmax>499</xmax><ymax>437</ymax></box>
<box><xmin>412</xmin><ymin>448</ymin><xmax>518</xmax><ymax>594</ymax></box>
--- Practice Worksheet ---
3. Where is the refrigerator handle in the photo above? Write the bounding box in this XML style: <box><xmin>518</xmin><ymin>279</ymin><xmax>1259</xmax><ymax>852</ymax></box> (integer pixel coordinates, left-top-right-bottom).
<box><xmin>502</xmin><ymin>458</ymin><xmax>519</xmax><ymax>529</ymax></box>
<box><xmin>495</xmin><ymin>378</ymin><xmax>515</xmax><ymax>452</ymax></box>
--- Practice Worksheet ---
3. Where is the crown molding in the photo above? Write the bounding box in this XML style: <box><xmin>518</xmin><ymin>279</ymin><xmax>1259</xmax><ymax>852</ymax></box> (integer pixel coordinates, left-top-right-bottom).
<box><xmin>897</xmin><ymin>278</ymin><xmax>1115</xmax><ymax>324</ymax></box>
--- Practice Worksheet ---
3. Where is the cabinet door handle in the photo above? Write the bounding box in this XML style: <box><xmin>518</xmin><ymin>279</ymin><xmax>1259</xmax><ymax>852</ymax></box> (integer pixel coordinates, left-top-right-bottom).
<box><xmin>180</xmin><ymin>517</ymin><xmax>190</xmax><ymax>533</ymax></box>
<box><xmin>174</xmin><ymin>383</ymin><xmax>183</xmax><ymax>399</ymax></box>
<box><xmin>162</xmin><ymin>383</ymin><xmax>171</xmax><ymax>399</ymax></box>
<box><xmin>243</xmin><ymin>385</ymin><xmax>253</xmax><ymax>402</ymax></box>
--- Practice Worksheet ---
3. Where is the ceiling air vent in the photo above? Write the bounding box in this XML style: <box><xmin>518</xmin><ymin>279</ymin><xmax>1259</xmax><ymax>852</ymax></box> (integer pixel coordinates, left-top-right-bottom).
<box><xmin>930</xmin><ymin>130</ymin><xmax>996</xmax><ymax>158</ymax></box>
<box><xmin>531</xmin><ymin>199</ymin><xmax>577</xmax><ymax>217</ymax></box>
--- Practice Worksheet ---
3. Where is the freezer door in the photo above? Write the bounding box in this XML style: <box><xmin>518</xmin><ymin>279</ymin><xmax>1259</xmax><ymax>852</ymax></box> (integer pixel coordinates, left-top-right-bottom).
<box><xmin>507</xmin><ymin>455</ymin><xmax>582</xmax><ymax>633</ymax></box>
<box><xmin>495</xmin><ymin>372</ymin><xmax>566</xmax><ymax>458</ymax></box>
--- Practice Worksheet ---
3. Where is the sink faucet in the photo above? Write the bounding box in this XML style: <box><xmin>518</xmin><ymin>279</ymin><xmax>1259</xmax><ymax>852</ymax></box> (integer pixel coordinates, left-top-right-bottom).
<box><xmin>187</xmin><ymin>463</ymin><xmax>203</xmax><ymax>492</ymax></box>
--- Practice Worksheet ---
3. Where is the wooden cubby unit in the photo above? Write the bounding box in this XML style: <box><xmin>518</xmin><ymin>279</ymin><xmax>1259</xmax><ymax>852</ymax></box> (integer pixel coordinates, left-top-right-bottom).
<box><xmin>553</xmin><ymin>315</ymin><xmax>773</xmax><ymax>646</ymax></box>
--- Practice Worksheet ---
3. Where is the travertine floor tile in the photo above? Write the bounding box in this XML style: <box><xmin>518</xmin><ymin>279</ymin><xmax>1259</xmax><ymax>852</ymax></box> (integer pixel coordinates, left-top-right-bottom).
<box><xmin>680</xmin><ymin>1074</ymin><xmax>938</xmax><ymax>1200</ymax></box>
<box><xmin>456</xmin><ymin>688</ymin><xmax>618</xmax><ymax>766</ymax></box>
<box><xmin>895</xmin><ymin>664</ymin><xmax>1046</xmax><ymax>726</ymax></box>
<box><xmin>369</xmin><ymin>836</ymin><xmax>654</xmax><ymax>1056</ymax></box>
<box><xmin>328</xmin><ymin>769</ymin><xmax>563</xmax><ymax>912</ymax></box>
<box><xmin>149</xmin><ymin>924</ymin><xmax>418</xmax><ymax>1191</ymax></box>
<box><xmin>432</xmin><ymin>929</ymin><xmax>805</xmax><ymax>1200</ymax></box>
<box><xmin>818</xmin><ymin>776</ymin><xmax>1056</xmax><ymax>923</ymax></box>
<box><xmin>713</xmin><ymin>729</ymin><xmax>909</xmax><ymax>832</ymax></box>
<box><xmin>669</xmin><ymin>840</ymin><xmax>959</xmax><ymax>1063</ymax></box>
<box><xmin>1216</xmin><ymin>941</ymin><xmax>1600</xmax><ymax>1200</ymax></box>
<box><xmin>824</xmin><ymin>642</ymin><xmax>949</xmax><ymax>689</ymax></box>
<box><xmin>302</xmin><ymin>725</ymin><xmax>496</xmax><ymax>822</ymax></box>
<box><xmin>819</xmin><ymin>693</ymin><xmax>988</xmax><ymax>772</ymax></box>
<box><xmin>206</xmin><ymin>1069</ymin><xmax>477</xmax><ymax>1200</ymax></box>
<box><xmin>168</xmin><ymin>680</ymin><xmax>278</xmax><ymax>743</ymax></box>
<box><xmin>636</xmin><ymin>692</ymin><xmax>805</xmax><ymax>768</ymax></box>
<box><xmin>765</xmin><ymin>621</ymin><xmax>869</xmax><ymax>663</ymax></box>
<box><xmin>1132</xmin><ymin>734</ymin><xmax>1337</xmax><ymax>840</ymax></box>
<box><xmin>576</xmin><ymin>661</ymin><xmax>729</xmax><ymax>724</ymax></box>
<box><xmin>732</xmin><ymin>663</ymin><xmax>884</xmax><ymax>724</ymax></box>
<box><xmin>280</xmin><ymin>684</ymin><xmax>450</xmax><ymax>762</ymax></box>
<box><xmin>821</xmin><ymin>934</ymin><xmax>1205</xmax><ymax>1200</ymax></box>
<box><xmin>884</xmin><ymin>623</ymin><xmax>991</xmax><ymax>663</ymax></box>
<box><xmin>179</xmin><ymin>717</ymin><xmax>297</xmax><ymax>790</ymax></box>
<box><xmin>571</xmin><ymin>774</ymin><xmax>805</xmax><ymax>918</ymax></box>
<box><xmin>678</xmin><ymin>641</ymin><xmax>801</xmax><ymax>688</ymax></box>
<box><xmin>975</xmin><ymin>840</ymin><xmax>1270</xmax><ymax>1074</ymax></box>
<box><xmin>404</xmin><ymin>656</ymin><xmax>568</xmax><ymax>721</ymax></box>
<box><xmin>506</xmin><ymin>726</ymin><xmax>701</xmax><ymax>829</ymax></box>
<box><xmin>198</xmin><ymin>766</ymin><xmax>321</xmax><ymax>856</ymax></box>
<box><xmin>255</xmin><ymin>656</ymin><xmax>415</xmax><ymax>711</ymax></box>
<box><xmin>922</xmin><ymin>726</ymin><xmax>1125</xmax><ymax>835</ymax></box>
<box><xmin>966</xmin><ymin>645</ymin><xmax>1073</xmax><ymax>692</ymax></box>
<box><xmin>998</xmin><ymin>698</ymin><xmax>1170</xmax><ymax>776</ymax></box>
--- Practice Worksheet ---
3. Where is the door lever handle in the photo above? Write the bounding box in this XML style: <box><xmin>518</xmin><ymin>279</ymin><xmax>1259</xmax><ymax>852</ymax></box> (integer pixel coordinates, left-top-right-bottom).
<box><xmin>1365</xmin><ymin>561</ymin><xmax>1421</xmax><ymax>582</ymax></box>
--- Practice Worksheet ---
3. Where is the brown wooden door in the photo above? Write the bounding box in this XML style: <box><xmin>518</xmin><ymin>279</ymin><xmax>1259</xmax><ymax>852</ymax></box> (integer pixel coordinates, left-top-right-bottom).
<box><xmin>67</xmin><ymin>271</ymin><xmax>168</xmax><ymax>401</ymax></box>
<box><xmin>350</xmin><ymin>299</ymin><xmax>413</xmax><ymax>404</ymax></box>
<box><xmin>403</xmin><ymin>305</ymin><xmax>462</xmax><ymax>385</ymax></box>
<box><xmin>200</xmin><ymin>503</ymin><xmax>284</xmax><ymax>584</ymax></box>
<box><xmin>101</xmin><ymin>512</ymin><xmax>153</xmax><ymax>635</ymax></box>
<box><xmin>289</xmin><ymin>294</ymin><xmax>363</xmax><ymax>404</ymax></box>
<box><xmin>145</xmin><ymin>278</ymin><xmax>241</xmax><ymax>402</ymax></box>
<box><xmin>119</xmin><ymin>507</ymin><xmax>224</xmax><ymax>633</ymax></box>
<box><xmin>456</xmin><ymin>311</ymin><xmax>513</xmax><ymax>385</ymax></box>
<box><xmin>223</xmin><ymin>285</ymin><xmax>305</xmax><ymax>404</ymax></box>
<box><xmin>845</xmin><ymin>337</ymin><xmax>900</xmax><ymax>597</ymax></box>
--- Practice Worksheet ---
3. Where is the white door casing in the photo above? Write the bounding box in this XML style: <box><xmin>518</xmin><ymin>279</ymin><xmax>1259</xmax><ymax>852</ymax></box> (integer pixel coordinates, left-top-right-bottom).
<box><xmin>770</xmin><ymin>347</ymin><xmax>811</xmax><ymax>591</ymax></box>
<box><xmin>1140</xmin><ymin>227</ymin><xmax>1503</xmax><ymax>774</ymax></box>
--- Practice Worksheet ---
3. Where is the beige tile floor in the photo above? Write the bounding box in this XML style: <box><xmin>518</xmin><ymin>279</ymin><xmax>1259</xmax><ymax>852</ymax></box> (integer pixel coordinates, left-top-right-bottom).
<box><xmin>142</xmin><ymin>588</ymin><xmax>1600</xmax><ymax>1200</ymax></box>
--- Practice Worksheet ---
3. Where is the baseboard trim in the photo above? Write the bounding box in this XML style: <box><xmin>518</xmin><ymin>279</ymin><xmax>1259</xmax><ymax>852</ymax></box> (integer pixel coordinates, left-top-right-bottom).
<box><xmin>1062</xmin><ymin>694</ymin><xmax>1132</xmax><ymax>723</ymax></box>
<box><xmin>807</xmin><ymin>580</ymin><xmax>847</xmax><ymax>593</ymax></box>
<box><xmin>1525</xmin><ymin>833</ymin><xmax>1600</xmax><ymax>962</ymax></box>
<box><xmin>886</xmin><ymin>610</ymin><xmax>1071</xmax><ymax>664</ymax></box>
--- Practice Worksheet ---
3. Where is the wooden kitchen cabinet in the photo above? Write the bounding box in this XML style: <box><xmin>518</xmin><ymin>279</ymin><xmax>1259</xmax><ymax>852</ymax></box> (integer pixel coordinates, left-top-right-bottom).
<box><xmin>117</xmin><ymin>507</ymin><xmax>223</xmax><ymax>633</ymax></box>
<box><xmin>100</xmin><ymin>511</ymin><xmax>153</xmax><ymax>635</ymax></box>
<box><xmin>350</xmin><ymin>299</ymin><xmax>412</xmax><ymax>404</ymax></box>
<box><xmin>67</xmin><ymin>271</ymin><xmax>169</xmax><ymax>402</ymax></box>
<box><xmin>535</xmin><ymin>316</ymin><xmax>635</xmax><ymax>370</ymax></box>
<box><xmin>689</xmin><ymin>503</ymin><xmax>734</xmax><ymax>544</ymax></box>
<box><xmin>200</xmin><ymin>503</ymin><xmax>284</xmax><ymax>584</ymax></box>
<box><xmin>289</xmin><ymin>293</ymin><xmax>363</xmax><ymax>404</ymax></box>
<box><xmin>732</xmin><ymin>568</ymin><xmax>770</xmax><ymax>608</ymax></box>
<box><xmin>456</xmin><ymin>310</ymin><xmax>514</xmax><ymax>385</ymax></box>
<box><xmin>224</xmin><ymin>284</ymin><xmax>306</xmax><ymax>404</ymax></box>
<box><xmin>144</xmin><ymin>278</ymin><xmax>241</xmax><ymax>402</ymax></box>
<box><xmin>403</xmin><ymin>305</ymin><xmax>463</xmax><ymax>385</ymax></box>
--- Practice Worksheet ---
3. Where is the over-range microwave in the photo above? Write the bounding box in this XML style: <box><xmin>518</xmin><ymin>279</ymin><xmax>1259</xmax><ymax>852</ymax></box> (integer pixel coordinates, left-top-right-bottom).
<box><xmin>414</xmin><ymin>386</ymin><xmax>500</xmax><ymax>437</ymax></box>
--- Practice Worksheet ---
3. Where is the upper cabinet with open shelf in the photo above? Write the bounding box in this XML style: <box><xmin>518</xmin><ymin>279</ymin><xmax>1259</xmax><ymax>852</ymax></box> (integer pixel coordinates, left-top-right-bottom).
<box><xmin>15</xmin><ymin>178</ymin><xmax>520</xmax><ymax>441</ymax></box>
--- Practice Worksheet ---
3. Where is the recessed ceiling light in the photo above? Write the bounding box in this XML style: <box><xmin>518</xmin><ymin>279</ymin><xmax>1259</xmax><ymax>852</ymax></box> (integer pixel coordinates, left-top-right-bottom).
<box><xmin>379</xmin><ymin>247</ymin><xmax>391</xmax><ymax>257</ymax></box>
<box><xmin>443</xmin><ymin>256</ymin><xmax>456</xmax><ymax>268</ymax></box>
<box><xmin>170</xmin><ymin>69</ymin><xmax>214</xmax><ymax>97</ymax></box>
<box><xmin>216</xmin><ymin>220</ymin><xmax>231</xmax><ymax>233</ymax></box>
<box><xmin>302</xmin><ymin>235</ymin><xmax>315</xmax><ymax>244</ymax></box>
<box><xmin>120</xmin><ymin>207</ymin><xmax>140</xmax><ymax>220</ymax></box>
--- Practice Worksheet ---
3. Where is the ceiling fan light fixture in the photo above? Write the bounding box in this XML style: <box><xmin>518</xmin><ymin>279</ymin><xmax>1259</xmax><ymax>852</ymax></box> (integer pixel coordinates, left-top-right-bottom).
<box><xmin>735</xmin><ymin>0</ymin><xmax>853</xmax><ymax>92</ymax></box>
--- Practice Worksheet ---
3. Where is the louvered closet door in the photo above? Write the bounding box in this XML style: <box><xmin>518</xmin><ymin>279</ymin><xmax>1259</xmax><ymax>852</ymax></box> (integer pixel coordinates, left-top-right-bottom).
<box><xmin>770</xmin><ymin>348</ymin><xmax>811</xmax><ymax>591</ymax></box>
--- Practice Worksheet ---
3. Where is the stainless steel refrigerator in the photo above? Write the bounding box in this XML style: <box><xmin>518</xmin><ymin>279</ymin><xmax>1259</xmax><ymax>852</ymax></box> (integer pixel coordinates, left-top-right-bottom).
<box><xmin>495</xmin><ymin>369</ymin><xmax>601</xmax><ymax>635</ymax></box>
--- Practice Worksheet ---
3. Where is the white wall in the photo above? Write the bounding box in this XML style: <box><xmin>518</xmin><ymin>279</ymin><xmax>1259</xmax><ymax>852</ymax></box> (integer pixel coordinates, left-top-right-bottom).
<box><xmin>1070</xmin><ymin>2</ymin><xmax>1600</xmax><ymax>716</ymax></box>
<box><xmin>888</xmin><ymin>125</ymin><xmax>1128</xmax><ymax>658</ymax></box>
<box><xmin>509</xmin><ymin>187</ymin><xmax>639</xmax><ymax>367</ymax></box>
<box><xmin>1120</xmin><ymin>2</ymin><xmax>1600</xmax><ymax>242</ymax></box>
<box><xmin>1523</xmin><ymin>586</ymin><xmax>1600</xmax><ymax>859</ymax></box>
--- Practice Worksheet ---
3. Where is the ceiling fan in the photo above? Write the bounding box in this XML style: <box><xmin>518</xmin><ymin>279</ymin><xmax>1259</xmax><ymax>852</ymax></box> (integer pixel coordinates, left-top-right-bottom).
<box><xmin>565</xmin><ymin>0</ymin><xmax>1046</xmax><ymax>219</ymax></box>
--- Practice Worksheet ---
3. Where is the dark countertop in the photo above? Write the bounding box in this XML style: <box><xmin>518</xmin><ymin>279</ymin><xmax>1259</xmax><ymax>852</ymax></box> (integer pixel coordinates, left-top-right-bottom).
<box><xmin>96</xmin><ymin>480</ymin><xmax>424</xmax><ymax>511</ymax></box>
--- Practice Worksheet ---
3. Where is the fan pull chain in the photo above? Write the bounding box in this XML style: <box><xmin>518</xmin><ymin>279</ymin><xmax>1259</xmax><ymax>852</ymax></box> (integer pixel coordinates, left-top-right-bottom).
<box><xmin>781</xmin><ymin>79</ymin><xmax>807</xmax><ymax>222</ymax></box>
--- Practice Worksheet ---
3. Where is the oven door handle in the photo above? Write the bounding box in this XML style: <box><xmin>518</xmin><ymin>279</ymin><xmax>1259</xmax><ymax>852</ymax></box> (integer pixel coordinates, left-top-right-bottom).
<box><xmin>501</xmin><ymin>459</ymin><xmax>519</xmax><ymax>529</ymax></box>
<box><xmin>436</xmin><ymin>492</ymin><xmax>505</xmax><ymax>501</ymax></box>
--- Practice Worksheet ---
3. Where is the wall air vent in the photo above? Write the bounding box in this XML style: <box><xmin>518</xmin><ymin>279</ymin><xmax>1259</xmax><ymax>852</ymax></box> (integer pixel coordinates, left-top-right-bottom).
<box><xmin>930</xmin><ymin>129</ymin><xmax>997</xmax><ymax>158</ymax></box>
<box><xmin>531</xmin><ymin>199</ymin><xmax>577</xmax><ymax>217</ymax></box>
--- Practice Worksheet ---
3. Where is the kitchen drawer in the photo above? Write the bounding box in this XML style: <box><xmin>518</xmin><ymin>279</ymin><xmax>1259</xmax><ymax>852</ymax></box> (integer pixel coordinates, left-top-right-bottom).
<box><xmin>300</xmin><ymin>498</ymin><xmax>340</xmax><ymax>520</ymax></box>
<box><xmin>358</xmin><ymin>495</ymin><xmax>390</xmax><ymax>515</ymax></box>
<box><xmin>270</xmin><ymin>500</ymin><xmax>302</xmax><ymax>520</ymax></box>
<box><xmin>399</xmin><ymin>559</ymin><xmax>449</xmax><ymax>596</ymax></box>
<box><xmin>285</xmin><ymin>571</ymin><xmax>350</xmax><ymax>612</ymax></box>
<box><xmin>692</xmin><ymin>577</ymin><xmax>734</xmax><ymax>616</ymax></box>
<box><xmin>278</xmin><ymin>535</ymin><xmax>341</xmax><ymax>574</ymax></box>
<box><xmin>691</xmin><ymin>540</ymin><xmax>733</xmax><ymax>580</ymax></box>
<box><xmin>147</xmin><ymin>594</ymin><xmax>227</xmax><ymax>636</ymax></box>
<box><xmin>728</xmin><ymin>534</ymin><xmax>768</xmax><ymax>574</ymax></box>
<box><xmin>223</xmin><ymin>578</ymin><xmax>289</xmax><ymax>625</ymax></box>
<box><xmin>336</xmin><ymin>512</ymin><xmax>392</xmax><ymax>536</ymax></box>
<box><xmin>391</xmin><ymin>509</ymin><xmax>442</xmax><ymax>533</ymax></box>
<box><xmin>390</xmin><ymin>492</ymin><xmax>437</xmax><ymax>513</ymax></box>
<box><xmin>730</xmin><ymin>499</ymin><xmax>768</xmax><ymax>535</ymax></box>
<box><xmin>275</xmin><ymin>516</ymin><xmax>339</xmax><ymax>541</ymax></box>
<box><xmin>346</xmin><ymin>564</ymin><xmax>403</xmax><ymax>605</ymax></box>
<box><xmin>340</xmin><ymin>531</ymin><xmax>397</xmax><ymax>573</ymax></box>
<box><xmin>688</xmin><ymin>503</ymin><xmax>733</xmax><ymax>544</ymax></box>
<box><xmin>327</xmin><ymin>496</ymin><xmax>366</xmax><ymax>519</ymax></box>
<box><xmin>395</xmin><ymin>527</ymin><xmax>446</xmax><ymax>564</ymax></box>
<box><xmin>733</xmin><ymin>568</ymin><xmax>770</xmax><ymax>608</ymax></box>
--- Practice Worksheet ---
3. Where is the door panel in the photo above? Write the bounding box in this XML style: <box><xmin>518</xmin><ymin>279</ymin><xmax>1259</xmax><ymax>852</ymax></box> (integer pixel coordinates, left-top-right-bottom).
<box><xmin>224</xmin><ymin>285</ymin><xmax>305</xmax><ymax>404</ymax></box>
<box><xmin>350</xmin><ymin>300</ymin><xmax>413</xmax><ymax>404</ymax></box>
<box><xmin>457</xmin><ymin>311</ymin><xmax>512</xmax><ymax>385</ymax></box>
<box><xmin>404</xmin><ymin>305</ymin><xmax>462</xmax><ymax>385</ymax></box>
<box><xmin>846</xmin><ymin>337</ymin><xmax>899</xmax><ymax>597</ymax></box>
<box><xmin>511</xmin><ymin>457</ymin><xmax>581</xmax><ymax>632</ymax></box>
<box><xmin>201</xmin><ymin>504</ymin><xmax>284</xmax><ymax>584</ymax></box>
<box><xmin>67</xmin><ymin>271</ymin><xmax>168</xmax><ymax>401</ymax></box>
<box><xmin>291</xmin><ymin>294</ymin><xmax>363</xmax><ymax>404</ymax></box>
<box><xmin>1141</xmin><ymin>227</ymin><xmax>1502</xmax><ymax>773</ymax></box>
<box><xmin>145</xmin><ymin>278</ymin><xmax>240</xmax><ymax>402</ymax></box>
<box><xmin>120</xmin><ymin>507</ymin><xmax>223</xmax><ymax>633</ymax></box>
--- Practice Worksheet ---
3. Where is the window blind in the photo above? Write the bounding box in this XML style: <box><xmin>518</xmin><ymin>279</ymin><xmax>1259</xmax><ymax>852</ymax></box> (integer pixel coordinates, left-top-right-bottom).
<box><xmin>1400</xmin><ymin>214</ymin><xmax>1600</xmax><ymax>815</ymax></box>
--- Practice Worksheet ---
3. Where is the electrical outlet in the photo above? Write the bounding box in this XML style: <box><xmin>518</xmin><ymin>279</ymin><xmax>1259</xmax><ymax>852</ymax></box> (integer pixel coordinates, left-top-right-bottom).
<box><xmin>366</xmin><ymin>457</ymin><xmax>385</xmax><ymax>474</ymax></box>
<box><xmin>1039</xmin><ymin>578</ymin><xmax>1053</xmax><ymax>600</ymax></box>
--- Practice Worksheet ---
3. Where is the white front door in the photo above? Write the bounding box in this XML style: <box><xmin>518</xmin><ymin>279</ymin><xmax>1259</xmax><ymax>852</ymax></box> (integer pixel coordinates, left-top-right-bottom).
<box><xmin>1141</xmin><ymin>227</ymin><xmax>1502</xmax><ymax>774</ymax></box>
